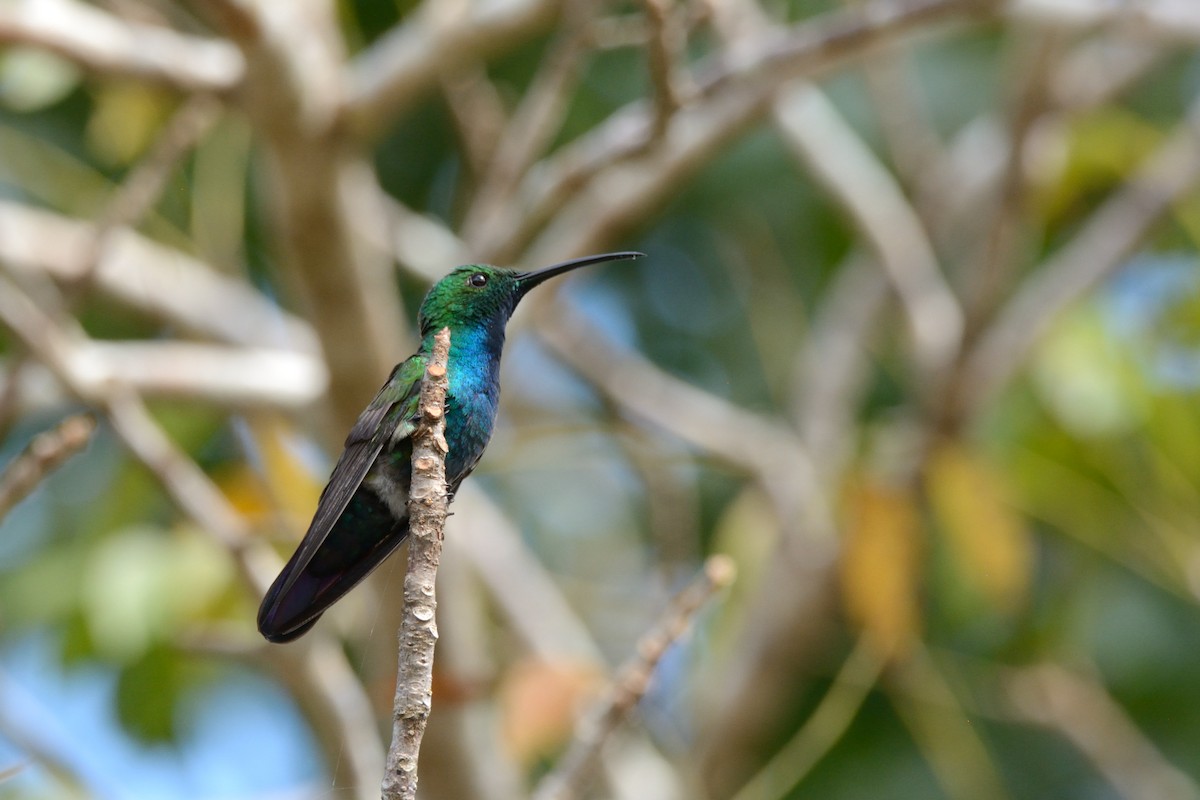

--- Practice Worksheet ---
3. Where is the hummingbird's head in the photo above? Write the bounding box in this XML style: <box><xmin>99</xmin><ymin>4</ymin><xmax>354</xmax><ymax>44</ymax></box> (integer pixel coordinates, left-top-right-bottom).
<box><xmin>417</xmin><ymin>252</ymin><xmax>643</xmax><ymax>336</ymax></box>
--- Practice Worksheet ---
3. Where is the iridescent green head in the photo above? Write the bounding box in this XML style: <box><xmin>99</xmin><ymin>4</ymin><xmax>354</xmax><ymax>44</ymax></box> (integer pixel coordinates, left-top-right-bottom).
<box><xmin>417</xmin><ymin>251</ymin><xmax>643</xmax><ymax>336</ymax></box>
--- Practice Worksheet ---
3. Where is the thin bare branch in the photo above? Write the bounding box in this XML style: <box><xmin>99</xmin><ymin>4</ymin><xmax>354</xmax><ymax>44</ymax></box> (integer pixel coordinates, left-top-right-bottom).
<box><xmin>0</xmin><ymin>0</ymin><xmax>243</xmax><ymax>92</ymax></box>
<box><xmin>694</xmin><ymin>0</ymin><xmax>1000</xmax><ymax>99</ymax></box>
<box><xmin>641</xmin><ymin>0</ymin><xmax>687</xmax><ymax>138</ymax></box>
<box><xmin>0</xmin><ymin>413</ymin><xmax>95</xmax><ymax>524</ymax></box>
<box><xmin>773</xmin><ymin>84</ymin><xmax>962</xmax><ymax>377</ymax></box>
<box><xmin>345</xmin><ymin>0</ymin><xmax>564</xmax><ymax>141</ymax></box>
<box><xmin>1004</xmin><ymin>664</ymin><xmax>1200</xmax><ymax>800</ymax></box>
<box><xmin>731</xmin><ymin>638</ymin><xmax>884</xmax><ymax>800</ymax></box>
<box><xmin>75</xmin><ymin>342</ymin><xmax>326</xmax><ymax>409</ymax></box>
<box><xmin>383</xmin><ymin>327</ymin><xmax>452</xmax><ymax>800</ymax></box>
<box><xmin>888</xmin><ymin>646</ymin><xmax>1011</xmax><ymax>800</ymax></box>
<box><xmin>533</xmin><ymin>300</ymin><xmax>833</xmax><ymax>542</ymax></box>
<box><xmin>68</xmin><ymin>94</ymin><xmax>222</xmax><ymax>295</ymax></box>
<box><xmin>860</xmin><ymin>47</ymin><xmax>946</xmax><ymax>190</ymax></box>
<box><xmin>533</xmin><ymin>555</ymin><xmax>735</xmax><ymax>800</ymax></box>
<box><xmin>499</xmin><ymin>0</ymin><xmax>1000</xmax><ymax>263</ymax></box>
<box><xmin>0</xmin><ymin>671</ymin><xmax>91</xmax><ymax>797</ymax></box>
<box><xmin>960</xmin><ymin>95</ymin><xmax>1200</xmax><ymax>415</ymax></box>
<box><xmin>439</xmin><ymin>63</ymin><xmax>508</xmax><ymax>179</ymax></box>
<box><xmin>461</xmin><ymin>5</ymin><xmax>593</xmax><ymax>251</ymax></box>
<box><xmin>1049</xmin><ymin>37</ymin><xmax>1167</xmax><ymax>112</ymax></box>
<box><xmin>1007</xmin><ymin>0</ymin><xmax>1200</xmax><ymax>43</ymax></box>
<box><xmin>959</xmin><ymin>31</ymin><xmax>1063</xmax><ymax>340</ymax></box>
<box><xmin>450</xmin><ymin>485</ymin><xmax>607</xmax><ymax>664</ymax></box>
<box><xmin>792</xmin><ymin>254</ymin><xmax>890</xmax><ymax>474</ymax></box>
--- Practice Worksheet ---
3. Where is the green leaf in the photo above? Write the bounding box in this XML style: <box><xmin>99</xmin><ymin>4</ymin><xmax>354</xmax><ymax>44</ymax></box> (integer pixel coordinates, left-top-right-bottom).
<box><xmin>115</xmin><ymin>644</ymin><xmax>184</xmax><ymax>743</ymax></box>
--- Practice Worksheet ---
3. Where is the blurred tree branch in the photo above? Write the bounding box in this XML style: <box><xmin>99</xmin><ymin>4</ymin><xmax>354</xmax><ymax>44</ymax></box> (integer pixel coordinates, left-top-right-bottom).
<box><xmin>1003</xmin><ymin>663</ymin><xmax>1200</xmax><ymax>800</ymax></box>
<box><xmin>0</xmin><ymin>201</ymin><xmax>319</xmax><ymax>352</ymax></box>
<box><xmin>0</xmin><ymin>0</ymin><xmax>243</xmax><ymax>91</ymax></box>
<box><xmin>344</xmin><ymin>0</ymin><xmax>564</xmax><ymax>141</ymax></box>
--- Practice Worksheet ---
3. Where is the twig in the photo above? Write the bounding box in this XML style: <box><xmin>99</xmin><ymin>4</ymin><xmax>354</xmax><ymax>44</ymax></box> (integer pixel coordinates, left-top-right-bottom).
<box><xmin>959</xmin><ymin>94</ymin><xmax>1200</xmax><ymax>415</ymax></box>
<box><xmin>438</xmin><ymin>63</ymin><xmax>507</xmax><ymax>179</ymax></box>
<box><xmin>67</xmin><ymin>94</ymin><xmax>222</xmax><ymax>296</ymax></box>
<box><xmin>68</xmin><ymin>342</ymin><xmax>326</xmax><ymax>409</ymax></box>
<box><xmin>772</xmin><ymin>83</ymin><xmax>962</xmax><ymax>378</ymax></box>
<box><xmin>859</xmin><ymin>47</ymin><xmax>946</xmax><ymax>191</ymax></box>
<box><xmin>0</xmin><ymin>670</ymin><xmax>91</xmax><ymax>797</ymax></box>
<box><xmin>344</xmin><ymin>0</ymin><xmax>563</xmax><ymax>141</ymax></box>
<box><xmin>695</xmin><ymin>0</ymin><xmax>1000</xmax><ymax>99</ymax></box>
<box><xmin>375</xmin><ymin>193</ymin><xmax>470</xmax><ymax>284</ymax></box>
<box><xmin>0</xmin><ymin>278</ymin><xmax>254</xmax><ymax>554</ymax></box>
<box><xmin>0</xmin><ymin>412</ymin><xmax>96</xmax><ymax>524</ymax></box>
<box><xmin>450</xmin><ymin>484</ymin><xmax>606</xmax><ymax>664</ymax></box>
<box><xmin>461</xmin><ymin>3</ymin><xmax>593</xmax><ymax>253</ymax></box>
<box><xmin>0</xmin><ymin>270</ymin><xmax>324</xmax><ymax>409</ymax></box>
<box><xmin>532</xmin><ymin>555</ymin><xmax>736</xmax><ymax>800</ymax></box>
<box><xmin>1003</xmin><ymin>663</ymin><xmax>1200</xmax><ymax>800</ymax></box>
<box><xmin>1006</xmin><ymin>0</ymin><xmax>1200</xmax><ymax>43</ymax></box>
<box><xmin>641</xmin><ymin>0</ymin><xmax>686</xmax><ymax>139</ymax></box>
<box><xmin>534</xmin><ymin>301</ymin><xmax>834</xmax><ymax>544</ymax></box>
<box><xmin>0</xmin><ymin>762</ymin><xmax>25</xmax><ymax>782</ymax></box>
<box><xmin>382</xmin><ymin>327</ymin><xmax>452</xmax><ymax>800</ymax></box>
<box><xmin>504</xmin><ymin>0</ymin><xmax>999</xmax><ymax>264</ymax></box>
<box><xmin>887</xmin><ymin>646</ymin><xmax>1010</xmax><ymax>800</ymax></box>
<box><xmin>731</xmin><ymin>637</ymin><xmax>884</xmax><ymax>800</ymax></box>
<box><xmin>791</xmin><ymin>253</ymin><xmax>889</xmax><ymax>476</ymax></box>
<box><xmin>959</xmin><ymin>30</ymin><xmax>1062</xmax><ymax>342</ymax></box>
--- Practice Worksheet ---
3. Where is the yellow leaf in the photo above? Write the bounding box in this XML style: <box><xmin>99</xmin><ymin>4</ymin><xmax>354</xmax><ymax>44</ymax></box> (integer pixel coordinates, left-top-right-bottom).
<box><xmin>216</xmin><ymin>415</ymin><xmax>324</xmax><ymax>533</ymax></box>
<box><xmin>926</xmin><ymin>443</ymin><xmax>1033</xmax><ymax>614</ymax></box>
<box><xmin>246</xmin><ymin>413</ymin><xmax>325</xmax><ymax>528</ymax></box>
<box><xmin>1032</xmin><ymin>108</ymin><xmax>1162</xmax><ymax>223</ymax></box>
<box><xmin>840</xmin><ymin>479</ymin><xmax>922</xmax><ymax>661</ymax></box>
<box><xmin>86</xmin><ymin>82</ymin><xmax>173</xmax><ymax>166</ymax></box>
<box><xmin>217</xmin><ymin>463</ymin><xmax>274</xmax><ymax>522</ymax></box>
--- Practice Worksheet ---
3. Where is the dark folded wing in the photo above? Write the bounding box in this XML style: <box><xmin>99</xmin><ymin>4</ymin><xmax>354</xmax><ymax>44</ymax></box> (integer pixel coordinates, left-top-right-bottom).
<box><xmin>257</xmin><ymin>355</ymin><xmax>425</xmax><ymax>640</ymax></box>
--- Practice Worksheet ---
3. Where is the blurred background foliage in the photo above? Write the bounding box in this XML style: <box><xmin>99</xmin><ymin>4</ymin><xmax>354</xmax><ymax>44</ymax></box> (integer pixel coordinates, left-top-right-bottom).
<box><xmin>1</xmin><ymin>0</ymin><xmax>1200</xmax><ymax>799</ymax></box>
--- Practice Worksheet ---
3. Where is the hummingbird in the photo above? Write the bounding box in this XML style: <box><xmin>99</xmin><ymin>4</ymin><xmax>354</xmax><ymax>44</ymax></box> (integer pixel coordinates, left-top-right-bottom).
<box><xmin>258</xmin><ymin>251</ymin><xmax>643</xmax><ymax>642</ymax></box>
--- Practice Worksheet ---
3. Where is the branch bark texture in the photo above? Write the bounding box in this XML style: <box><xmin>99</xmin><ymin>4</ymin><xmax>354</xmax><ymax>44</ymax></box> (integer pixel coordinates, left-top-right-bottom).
<box><xmin>0</xmin><ymin>412</ymin><xmax>95</xmax><ymax>523</ymax></box>
<box><xmin>383</xmin><ymin>326</ymin><xmax>452</xmax><ymax>800</ymax></box>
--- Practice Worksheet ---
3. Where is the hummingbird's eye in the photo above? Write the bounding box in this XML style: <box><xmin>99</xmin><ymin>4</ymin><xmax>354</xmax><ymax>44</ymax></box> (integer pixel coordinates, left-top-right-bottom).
<box><xmin>469</xmin><ymin>273</ymin><xmax>488</xmax><ymax>288</ymax></box>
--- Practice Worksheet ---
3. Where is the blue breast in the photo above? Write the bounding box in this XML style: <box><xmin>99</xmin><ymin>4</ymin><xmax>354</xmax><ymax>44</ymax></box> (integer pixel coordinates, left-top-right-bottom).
<box><xmin>443</xmin><ymin>325</ymin><xmax>503</xmax><ymax>484</ymax></box>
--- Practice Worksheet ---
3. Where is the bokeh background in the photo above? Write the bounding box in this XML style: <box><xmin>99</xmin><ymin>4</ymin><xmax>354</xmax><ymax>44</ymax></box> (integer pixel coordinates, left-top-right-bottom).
<box><xmin>2</xmin><ymin>0</ymin><xmax>1200</xmax><ymax>798</ymax></box>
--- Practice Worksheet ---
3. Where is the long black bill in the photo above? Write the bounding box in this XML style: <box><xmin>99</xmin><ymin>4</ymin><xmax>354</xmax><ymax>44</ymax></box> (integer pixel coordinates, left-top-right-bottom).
<box><xmin>515</xmin><ymin>251</ymin><xmax>643</xmax><ymax>298</ymax></box>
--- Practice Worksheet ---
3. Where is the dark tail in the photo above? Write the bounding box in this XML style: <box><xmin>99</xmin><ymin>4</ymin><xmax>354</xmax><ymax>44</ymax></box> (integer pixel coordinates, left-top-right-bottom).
<box><xmin>257</xmin><ymin>488</ymin><xmax>410</xmax><ymax>642</ymax></box>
